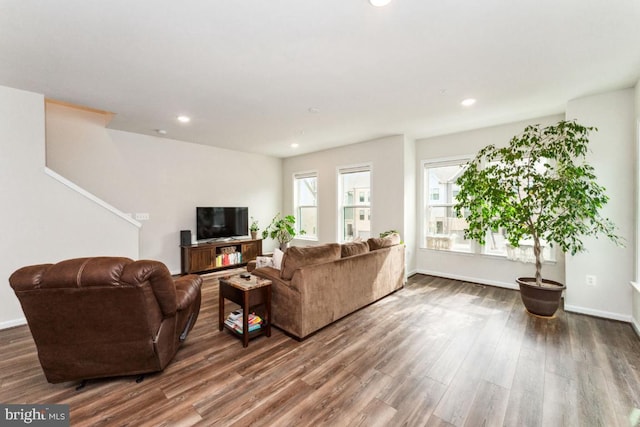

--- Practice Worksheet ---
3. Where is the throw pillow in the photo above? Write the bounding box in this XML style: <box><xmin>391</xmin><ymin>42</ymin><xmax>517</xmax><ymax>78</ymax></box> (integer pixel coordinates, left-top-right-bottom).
<box><xmin>272</xmin><ymin>248</ymin><xmax>284</xmax><ymax>270</ymax></box>
<box><xmin>341</xmin><ymin>241</ymin><xmax>369</xmax><ymax>258</ymax></box>
<box><xmin>255</xmin><ymin>256</ymin><xmax>274</xmax><ymax>269</ymax></box>
<box><xmin>367</xmin><ymin>233</ymin><xmax>401</xmax><ymax>250</ymax></box>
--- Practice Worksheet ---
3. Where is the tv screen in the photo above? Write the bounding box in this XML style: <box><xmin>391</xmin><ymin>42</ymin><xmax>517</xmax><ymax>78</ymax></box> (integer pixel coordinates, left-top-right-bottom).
<box><xmin>196</xmin><ymin>207</ymin><xmax>248</xmax><ymax>240</ymax></box>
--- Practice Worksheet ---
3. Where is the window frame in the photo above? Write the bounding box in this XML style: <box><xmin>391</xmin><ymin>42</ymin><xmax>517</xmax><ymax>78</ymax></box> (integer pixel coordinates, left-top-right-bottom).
<box><xmin>421</xmin><ymin>156</ymin><xmax>556</xmax><ymax>262</ymax></box>
<box><xmin>337</xmin><ymin>164</ymin><xmax>372</xmax><ymax>243</ymax></box>
<box><xmin>293</xmin><ymin>171</ymin><xmax>318</xmax><ymax>241</ymax></box>
<box><xmin>422</xmin><ymin>157</ymin><xmax>473</xmax><ymax>253</ymax></box>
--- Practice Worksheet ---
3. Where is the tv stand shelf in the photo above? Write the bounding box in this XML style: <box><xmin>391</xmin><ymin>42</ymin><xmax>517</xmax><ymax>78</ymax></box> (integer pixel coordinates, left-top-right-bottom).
<box><xmin>180</xmin><ymin>238</ymin><xmax>262</xmax><ymax>275</ymax></box>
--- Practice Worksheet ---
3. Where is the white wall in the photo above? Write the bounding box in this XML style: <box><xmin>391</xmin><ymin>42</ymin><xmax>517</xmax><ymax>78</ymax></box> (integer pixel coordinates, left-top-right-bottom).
<box><xmin>635</xmin><ymin>80</ymin><xmax>640</xmax><ymax>334</ymax></box>
<box><xmin>0</xmin><ymin>85</ymin><xmax>139</xmax><ymax>329</ymax></box>
<box><xmin>283</xmin><ymin>135</ymin><xmax>407</xmax><ymax>247</ymax></box>
<box><xmin>565</xmin><ymin>88</ymin><xmax>635</xmax><ymax>321</ymax></box>
<box><xmin>45</xmin><ymin>103</ymin><xmax>282</xmax><ymax>272</ymax></box>
<box><xmin>404</xmin><ymin>137</ymin><xmax>417</xmax><ymax>274</ymax></box>
<box><xmin>415</xmin><ymin>114</ymin><xmax>566</xmax><ymax>289</ymax></box>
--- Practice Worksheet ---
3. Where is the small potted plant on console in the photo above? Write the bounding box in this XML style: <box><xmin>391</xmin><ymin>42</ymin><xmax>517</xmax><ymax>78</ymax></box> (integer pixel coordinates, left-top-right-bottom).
<box><xmin>250</xmin><ymin>217</ymin><xmax>260</xmax><ymax>240</ymax></box>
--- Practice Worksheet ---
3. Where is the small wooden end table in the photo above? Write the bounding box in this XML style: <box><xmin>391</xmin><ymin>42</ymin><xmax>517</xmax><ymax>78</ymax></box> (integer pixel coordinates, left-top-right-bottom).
<box><xmin>218</xmin><ymin>274</ymin><xmax>272</xmax><ymax>347</ymax></box>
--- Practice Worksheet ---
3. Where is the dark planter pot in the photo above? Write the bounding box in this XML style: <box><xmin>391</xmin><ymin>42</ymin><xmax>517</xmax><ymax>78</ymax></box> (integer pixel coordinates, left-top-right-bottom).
<box><xmin>516</xmin><ymin>277</ymin><xmax>566</xmax><ymax>317</ymax></box>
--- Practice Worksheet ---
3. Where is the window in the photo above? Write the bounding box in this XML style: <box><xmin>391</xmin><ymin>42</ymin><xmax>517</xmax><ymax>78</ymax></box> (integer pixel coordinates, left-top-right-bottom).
<box><xmin>293</xmin><ymin>172</ymin><xmax>318</xmax><ymax>239</ymax></box>
<box><xmin>339</xmin><ymin>166</ymin><xmax>371</xmax><ymax>242</ymax></box>
<box><xmin>423</xmin><ymin>160</ymin><xmax>471</xmax><ymax>252</ymax></box>
<box><xmin>423</xmin><ymin>158</ymin><xmax>555</xmax><ymax>261</ymax></box>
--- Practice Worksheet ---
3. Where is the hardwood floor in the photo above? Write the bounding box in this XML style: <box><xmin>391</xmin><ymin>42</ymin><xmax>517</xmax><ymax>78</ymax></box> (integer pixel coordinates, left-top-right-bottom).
<box><xmin>2</xmin><ymin>273</ymin><xmax>639</xmax><ymax>426</ymax></box>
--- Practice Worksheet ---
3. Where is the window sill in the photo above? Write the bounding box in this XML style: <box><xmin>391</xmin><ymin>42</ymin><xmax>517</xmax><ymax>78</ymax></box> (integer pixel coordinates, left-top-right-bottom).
<box><xmin>418</xmin><ymin>247</ymin><xmax>557</xmax><ymax>264</ymax></box>
<box><xmin>294</xmin><ymin>236</ymin><xmax>318</xmax><ymax>242</ymax></box>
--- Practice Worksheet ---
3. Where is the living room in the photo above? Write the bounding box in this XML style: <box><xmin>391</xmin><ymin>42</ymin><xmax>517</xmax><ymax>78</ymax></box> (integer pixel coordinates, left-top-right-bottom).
<box><xmin>1</xmin><ymin>1</ymin><xmax>640</xmax><ymax>425</ymax></box>
<box><xmin>3</xmin><ymin>85</ymin><xmax>640</xmax><ymax>334</ymax></box>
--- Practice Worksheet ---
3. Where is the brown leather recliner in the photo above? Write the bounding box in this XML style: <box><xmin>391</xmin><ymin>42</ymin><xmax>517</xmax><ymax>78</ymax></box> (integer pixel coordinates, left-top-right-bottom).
<box><xmin>9</xmin><ymin>257</ymin><xmax>203</xmax><ymax>384</ymax></box>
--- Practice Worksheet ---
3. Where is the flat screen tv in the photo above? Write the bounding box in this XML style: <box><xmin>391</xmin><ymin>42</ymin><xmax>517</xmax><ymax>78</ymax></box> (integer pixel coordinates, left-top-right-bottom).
<box><xmin>196</xmin><ymin>207</ymin><xmax>248</xmax><ymax>241</ymax></box>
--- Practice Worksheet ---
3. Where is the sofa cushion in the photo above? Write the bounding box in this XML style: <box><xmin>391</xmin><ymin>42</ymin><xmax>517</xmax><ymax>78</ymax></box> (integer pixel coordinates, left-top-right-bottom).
<box><xmin>280</xmin><ymin>243</ymin><xmax>341</xmax><ymax>280</ymax></box>
<box><xmin>367</xmin><ymin>233</ymin><xmax>401</xmax><ymax>250</ymax></box>
<box><xmin>341</xmin><ymin>241</ymin><xmax>370</xmax><ymax>258</ymax></box>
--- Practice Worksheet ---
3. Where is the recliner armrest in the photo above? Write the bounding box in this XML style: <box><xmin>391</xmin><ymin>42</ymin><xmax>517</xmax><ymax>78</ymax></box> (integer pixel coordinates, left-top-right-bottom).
<box><xmin>175</xmin><ymin>275</ymin><xmax>203</xmax><ymax>311</ymax></box>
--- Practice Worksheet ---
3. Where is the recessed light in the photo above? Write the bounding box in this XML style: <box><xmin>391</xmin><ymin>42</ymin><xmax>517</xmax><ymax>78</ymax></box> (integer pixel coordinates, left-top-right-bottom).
<box><xmin>156</xmin><ymin>129</ymin><xmax>167</xmax><ymax>135</ymax></box>
<box><xmin>291</xmin><ymin>143</ymin><xmax>300</xmax><ymax>148</ymax></box>
<box><xmin>461</xmin><ymin>98</ymin><xmax>476</xmax><ymax>107</ymax></box>
<box><xmin>308</xmin><ymin>107</ymin><xmax>320</xmax><ymax>114</ymax></box>
<box><xmin>177</xmin><ymin>115</ymin><xmax>191</xmax><ymax>123</ymax></box>
<box><xmin>369</xmin><ymin>0</ymin><xmax>392</xmax><ymax>6</ymax></box>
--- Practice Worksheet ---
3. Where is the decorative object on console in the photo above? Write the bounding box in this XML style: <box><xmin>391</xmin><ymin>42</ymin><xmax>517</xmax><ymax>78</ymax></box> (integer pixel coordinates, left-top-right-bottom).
<box><xmin>261</xmin><ymin>213</ymin><xmax>306</xmax><ymax>251</ymax></box>
<box><xmin>454</xmin><ymin>120</ymin><xmax>622</xmax><ymax>317</ymax></box>
<box><xmin>180</xmin><ymin>229</ymin><xmax>192</xmax><ymax>246</ymax></box>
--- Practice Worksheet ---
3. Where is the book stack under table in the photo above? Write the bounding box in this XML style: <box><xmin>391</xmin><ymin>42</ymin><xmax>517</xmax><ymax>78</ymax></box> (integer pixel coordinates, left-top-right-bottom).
<box><xmin>224</xmin><ymin>309</ymin><xmax>263</xmax><ymax>334</ymax></box>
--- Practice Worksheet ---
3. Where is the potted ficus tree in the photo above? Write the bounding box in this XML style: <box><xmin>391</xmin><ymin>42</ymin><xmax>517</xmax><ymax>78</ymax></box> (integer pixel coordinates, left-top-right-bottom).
<box><xmin>454</xmin><ymin>120</ymin><xmax>621</xmax><ymax>317</ymax></box>
<box><xmin>262</xmin><ymin>213</ymin><xmax>306</xmax><ymax>251</ymax></box>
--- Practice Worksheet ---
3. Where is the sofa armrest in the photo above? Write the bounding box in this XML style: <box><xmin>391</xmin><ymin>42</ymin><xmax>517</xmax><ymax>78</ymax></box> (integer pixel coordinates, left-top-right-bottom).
<box><xmin>252</xmin><ymin>266</ymin><xmax>303</xmax><ymax>338</ymax></box>
<box><xmin>251</xmin><ymin>267</ymin><xmax>296</xmax><ymax>290</ymax></box>
<box><xmin>174</xmin><ymin>275</ymin><xmax>203</xmax><ymax>311</ymax></box>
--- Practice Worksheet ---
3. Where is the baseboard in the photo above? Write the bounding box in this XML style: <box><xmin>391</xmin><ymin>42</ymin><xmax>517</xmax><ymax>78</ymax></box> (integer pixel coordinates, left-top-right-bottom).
<box><xmin>414</xmin><ymin>271</ymin><xmax>638</xmax><ymax>326</ymax></box>
<box><xmin>630</xmin><ymin>281</ymin><xmax>640</xmax><ymax>338</ymax></box>
<box><xmin>632</xmin><ymin>316</ymin><xmax>640</xmax><ymax>338</ymax></box>
<box><xmin>563</xmin><ymin>304</ymin><xmax>632</xmax><ymax>323</ymax></box>
<box><xmin>415</xmin><ymin>269</ymin><xmax>519</xmax><ymax>290</ymax></box>
<box><xmin>0</xmin><ymin>317</ymin><xmax>26</xmax><ymax>330</ymax></box>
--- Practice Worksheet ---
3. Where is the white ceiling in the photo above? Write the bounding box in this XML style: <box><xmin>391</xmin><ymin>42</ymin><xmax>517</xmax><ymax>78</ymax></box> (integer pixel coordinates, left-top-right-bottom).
<box><xmin>1</xmin><ymin>1</ymin><xmax>639</xmax><ymax>158</ymax></box>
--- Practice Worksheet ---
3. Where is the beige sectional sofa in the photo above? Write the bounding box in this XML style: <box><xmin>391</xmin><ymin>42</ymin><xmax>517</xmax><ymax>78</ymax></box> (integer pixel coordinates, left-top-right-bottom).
<box><xmin>251</xmin><ymin>234</ymin><xmax>405</xmax><ymax>339</ymax></box>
